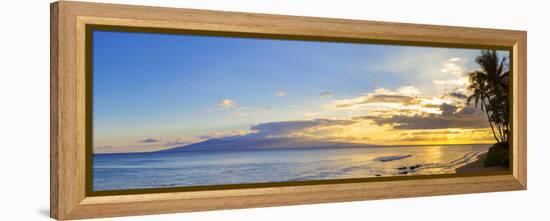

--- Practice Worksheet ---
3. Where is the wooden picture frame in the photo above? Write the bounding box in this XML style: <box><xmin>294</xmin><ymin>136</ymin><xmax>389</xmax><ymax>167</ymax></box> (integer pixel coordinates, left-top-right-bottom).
<box><xmin>50</xmin><ymin>1</ymin><xmax>527</xmax><ymax>220</ymax></box>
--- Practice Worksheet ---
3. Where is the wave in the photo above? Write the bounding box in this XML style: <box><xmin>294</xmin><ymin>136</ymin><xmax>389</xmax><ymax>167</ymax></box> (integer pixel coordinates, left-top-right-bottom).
<box><xmin>415</xmin><ymin>150</ymin><xmax>486</xmax><ymax>174</ymax></box>
<box><xmin>375</xmin><ymin>154</ymin><xmax>412</xmax><ymax>162</ymax></box>
<box><xmin>288</xmin><ymin>150</ymin><xmax>487</xmax><ymax>180</ymax></box>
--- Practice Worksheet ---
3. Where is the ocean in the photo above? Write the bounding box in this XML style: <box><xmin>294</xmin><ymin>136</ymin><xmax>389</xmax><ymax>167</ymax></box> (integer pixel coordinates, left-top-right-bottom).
<box><xmin>93</xmin><ymin>144</ymin><xmax>490</xmax><ymax>191</ymax></box>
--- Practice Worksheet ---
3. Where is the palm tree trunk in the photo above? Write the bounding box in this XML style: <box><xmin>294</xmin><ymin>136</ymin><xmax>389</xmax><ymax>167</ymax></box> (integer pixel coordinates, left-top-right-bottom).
<box><xmin>485</xmin><ymin>94</ymin><xmax>504</xmax><ymax>142</ymax></box>
<box><xmin>491</xmin><ymin>99</ymin><xmax>506</xmax><ymax>142</ymax></box>
<box><xmin>501</xmin><ymin>106</ymin><xmax>510</xmax><ymax>142</ymax></box>
<box><xmin>481</xmin><ymin>99</ymin><xmax>501</xmax><ymax>143</ymax></box>
<box><xmin>495</xmin><ymin>101</ymin><xmax>507</xmax><ymax>142</ymax></box>
<box><xmin>491</xmin><ymin>81</ymin><xmax>509</xmax><ymax>142</ymax></box>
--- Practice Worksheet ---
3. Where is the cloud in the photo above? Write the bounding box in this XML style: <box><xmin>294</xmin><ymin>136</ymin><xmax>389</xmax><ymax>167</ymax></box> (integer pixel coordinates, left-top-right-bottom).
<box><xmin>319</xmin><ymin>91</ymin><xmax>333</xmax><ymax>97</ymax></box>
<box><xmin>250</xmin><ymin>119</ymin><xmax>356</xmax><ymax>138</ymax></box>
<box><xmin>400</xmin><ymin>130</ymin><xmax>461</xmax><ymax>136</ymax></box>
<box><xmin>393</xmin><ymin>86</ymin><xmax>422</xmax><ymax>96</ymax></box>
<box><xmin>399</xmin><ymin>128</ymin><xmax>493</xmax><ymax>143</ymax></box>
<box><xmin>369</xmin><ymin>94</ymin><xmax>421</xmax><ymax>105</ymax></box>
<box><xmin>396</xmin><ymin>128</ymin><xmax>492</xmax><ymax>143</ymax></box>
<box><xmin>329</xmin><ymin>86</ymin><xmax>422</xmax><ymax>110</ymax></box>
<box><xmin>421</xmin><ymin>103</ymin><xmax>441</xmax><ymax>109</ymax></box>
<box><xmin>356</xmin><ymin>49</ymin><xmax>474</xmax><ymax>96</ymax></box>
<box><xmin>432</xmin><ymin>57</ymin><xmax>470</xmax><ymax>94</ymax></box>
<box><xmin>440</xmin><ymin>57</ymin><xmax>465</xmax><ymax>76</ymax></box>
<box><xmin>332</xmin><ymin>95</ymin><xmax>420</xmax><ymax>109</ymax></box>
<box><xmin>197</xmin><ymin>130</ymin><xmax>249</xmax><ymax>140</ymax></box>
<box><xmin>439</xmin><ymin>103</ymin><xmax>458</xmax><ymax>115</ymax></box>
<box><xmin>434</xmin><ymin>78</ymin><xmax>468</xmax><ymax>91</ymax></box>
<box><xmin>161</xmin><ymin>137</ymin><xmax>198</xmax><ymax>147</ymax></box>
<box><xmin>138</xmin><ymin>138</ymin><xmax>161</xmax><ymax>143</ymax></box>
<box><xmin>362</xmin><ymin>114</ymin><xmax>487</xmax><ymax>130</ymax></box>
<box><xmin>449</xmin><ymin>92</ymin><xmax>467</xmax><ymax>99</ymax></box>
<box><xmin>448</xmin><ymin>57</ymin><xmax>461</xmax><ymax>62</ymax></box>
<box><xmin>274</xmin><ymin>91</ymin><xmax>287</xmax><ymax>97</ymax></box>
<box><xmin>218</xmin><ymin>99</ymin><xmax>236</xmax><ymax>108</ymax></box>
<box><xmin>456</xmin><ymin>106</ymin><xmax>478</xmax><ymax>115</ymax></box>
<box><xmin>360</xmin><ymin>103</ymin><xmax>488</xmax><ymax>130</ymax></box>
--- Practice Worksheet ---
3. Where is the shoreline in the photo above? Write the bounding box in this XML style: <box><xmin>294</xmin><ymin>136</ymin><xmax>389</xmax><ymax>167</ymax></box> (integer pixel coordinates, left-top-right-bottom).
<box><xmin>455</xmin><ymin>152</ymin><xmax>507</xmax><ymax>173</ymax></box>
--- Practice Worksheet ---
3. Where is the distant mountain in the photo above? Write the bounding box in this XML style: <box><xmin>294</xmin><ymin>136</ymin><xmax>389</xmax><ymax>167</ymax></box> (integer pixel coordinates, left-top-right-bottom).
<box><xmin>160</xmin><ymin>136</ymin><xmax>368</xmax><ymax>152</ymax></box>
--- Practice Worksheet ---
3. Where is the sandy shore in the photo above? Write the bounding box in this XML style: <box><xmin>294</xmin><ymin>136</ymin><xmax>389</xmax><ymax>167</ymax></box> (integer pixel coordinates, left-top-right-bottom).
<box><xmin>455</xmin><ymin>153</ymin><xmax>507</xmax><ymax>173</ymax></box>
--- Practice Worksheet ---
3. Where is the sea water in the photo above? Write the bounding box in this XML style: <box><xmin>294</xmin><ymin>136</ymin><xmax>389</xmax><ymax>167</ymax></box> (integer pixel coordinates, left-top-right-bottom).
<box><xmin>93</xmin><ymin>144</ymin><xmax>490</xmax><ymax>191</ymax></box>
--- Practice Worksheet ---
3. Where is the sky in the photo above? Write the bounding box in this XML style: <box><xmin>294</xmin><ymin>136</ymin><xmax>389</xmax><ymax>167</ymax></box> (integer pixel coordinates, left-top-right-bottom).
<box><xmin>92</xmin><ymin>30</ymin><xmax>509</xmax><ymax>153</ymax></box>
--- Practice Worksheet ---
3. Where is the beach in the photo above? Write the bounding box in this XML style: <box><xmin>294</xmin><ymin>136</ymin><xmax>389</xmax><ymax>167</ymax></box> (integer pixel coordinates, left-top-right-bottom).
<box><xmin>455</xmin><ymin>152</ymin><xmax>508</xmax><ymax>173</ymax></box>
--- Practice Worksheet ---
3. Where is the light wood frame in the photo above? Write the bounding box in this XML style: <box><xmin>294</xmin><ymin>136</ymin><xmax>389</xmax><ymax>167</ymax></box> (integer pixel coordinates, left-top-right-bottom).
<box><xmin>50</xmin><ymin>1</ymin><xmax>527</xmax><ymax>220</ymax></box>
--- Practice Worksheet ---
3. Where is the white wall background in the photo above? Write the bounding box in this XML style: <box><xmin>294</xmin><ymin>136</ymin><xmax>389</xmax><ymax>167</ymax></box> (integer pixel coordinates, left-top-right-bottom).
<box><xmin>0</xmin><ymin>0</ymin><xmax>547</xmax><ymax>220</ymax></box>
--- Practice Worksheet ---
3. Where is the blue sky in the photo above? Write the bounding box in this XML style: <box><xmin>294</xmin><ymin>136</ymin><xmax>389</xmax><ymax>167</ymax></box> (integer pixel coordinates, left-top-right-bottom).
<box><xmin>93</xmin><ymin>30</ymin><xmax>509</xmax><ymax>153</ymax></box>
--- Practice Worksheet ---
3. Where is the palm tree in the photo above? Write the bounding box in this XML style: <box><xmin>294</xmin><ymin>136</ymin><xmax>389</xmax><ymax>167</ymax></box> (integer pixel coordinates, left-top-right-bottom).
<box><xmin>467</xmin><ymin>71</ymin><xmax>501</xmax><ymax>142</ymax></box>
<box><xmin>466</xmin><ymin>50</ymin><xmax>510</xmax><ymax>144</ymax></box>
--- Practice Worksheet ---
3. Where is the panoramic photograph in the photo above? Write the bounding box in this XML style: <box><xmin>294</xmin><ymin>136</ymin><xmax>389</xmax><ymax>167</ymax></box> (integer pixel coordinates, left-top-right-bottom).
<box><xmin>91</xmin><ymin>30</ymin><xmax>511</xmax><ymax>191</ymax></box>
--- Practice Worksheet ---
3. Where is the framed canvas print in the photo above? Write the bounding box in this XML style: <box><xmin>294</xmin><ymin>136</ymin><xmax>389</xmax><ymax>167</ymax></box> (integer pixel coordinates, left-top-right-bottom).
<box><xmin>50</xmin><ymin>1</ymin><xmax>527</xmax><ymax>220</ymax></box>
